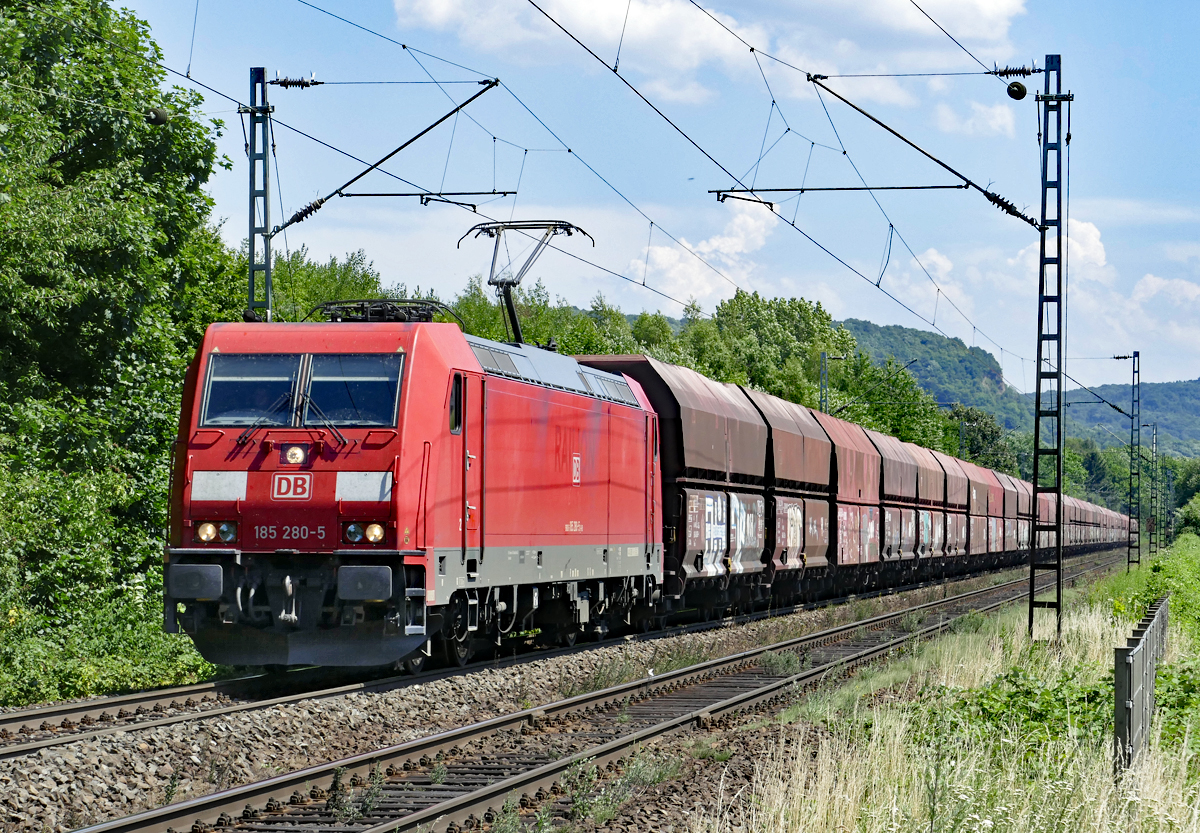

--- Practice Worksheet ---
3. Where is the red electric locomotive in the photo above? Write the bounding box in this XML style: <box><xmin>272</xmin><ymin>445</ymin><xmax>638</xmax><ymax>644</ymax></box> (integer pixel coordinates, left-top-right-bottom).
<box><xmin>165</xmin><ymin>298</ymin><xmax>1130</xmax><ymax>669</ymax></box>
<box><xmin>165</xmin><ymin>302</ymin><xmax>662</xmax><ymax>668</ymax></box>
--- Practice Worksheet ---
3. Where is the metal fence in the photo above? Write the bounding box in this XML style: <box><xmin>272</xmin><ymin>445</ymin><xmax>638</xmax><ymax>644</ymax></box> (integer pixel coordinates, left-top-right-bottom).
<box><xmin>1115</xmin><ymin>596</ymin><xmax>1169</xmax><ymax>769</ymax></box>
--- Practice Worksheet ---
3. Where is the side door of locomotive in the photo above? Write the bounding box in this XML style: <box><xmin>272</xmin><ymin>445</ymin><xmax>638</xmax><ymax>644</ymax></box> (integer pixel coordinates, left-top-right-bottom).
<box><xmin>462</xmin><ymin>371</ymin><xmax>485</xmax><ymax>570</ymax></box>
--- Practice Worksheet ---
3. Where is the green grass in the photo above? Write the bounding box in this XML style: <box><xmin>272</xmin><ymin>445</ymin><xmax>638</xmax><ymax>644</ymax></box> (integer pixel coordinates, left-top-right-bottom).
<box><xmin>1090</xmin><ymin>532</ymin><xmax>1200</xmax><ymax>633</ymax></box>
<box><xmin>558</xmin><ymin>750</ymin><xmax>683</xmax><ymax>827</ymax></box>
<box><xmin>757</xmin><ymin>649</ymin><xmax>802</xmax><ymax>676</ymax></box>
<box><xmin>695</xmin><ymin>542</ymin><xmax>1200</xmax><ymax>832</ymax></box>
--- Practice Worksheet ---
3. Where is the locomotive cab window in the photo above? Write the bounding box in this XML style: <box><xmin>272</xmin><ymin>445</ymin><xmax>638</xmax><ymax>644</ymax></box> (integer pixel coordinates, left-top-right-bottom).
<box><xmin>449</xmin><ymin>373</ymin><xmax>463</xmax><ymax>434</ymax></box>
<box><xmin>304</xmin><ymin>354</ymin><xmax>403</xmax><ymax>427</ymax></box>
<box><xmin>201</xmin><ymin>354</ymin><xmax>302</xmax><ymax>426</ymax></box>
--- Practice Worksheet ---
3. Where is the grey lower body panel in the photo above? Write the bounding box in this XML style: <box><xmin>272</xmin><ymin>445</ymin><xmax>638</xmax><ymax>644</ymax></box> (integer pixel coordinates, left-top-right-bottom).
<box><xmin>188</xmin><ymin>621</ymin><xmax>426</xmax><ymax>667</ymax></box>
<box><xmin>432</xmin><ymin>542</ymin><xmax>661</xmax><ymax>605</ymax></box>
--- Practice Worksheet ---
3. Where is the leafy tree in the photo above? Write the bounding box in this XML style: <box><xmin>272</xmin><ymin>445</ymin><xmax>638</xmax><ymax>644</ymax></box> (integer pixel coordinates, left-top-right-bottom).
<box><xmin>1175</xmin><ymin>458</ymin><xmax>1200</xmax><ymax>509</ymax></box>
<box><xmin>0</xmin><ymin>0</ymin><xmax>242</xmax><ymax>701</ymax></box>
<box><xmin>947</xmin><ymin>405</ymin><xmax>1018</xmax><ymax>475</ymax></box>
<box><xmin>677</xmin><ymin>300</ymin><xmax>747</xmax><ymax>384</ymax></box>
<box><xmin>631</xmin><ymin>311</ymin><xmax>675</xmax><ymax>348</ymax></box>
<box><xmin>1179</xmin><ymin>495</ymin><xmax>1200</xmax><ymax>537</ymax></box>
<box><xmin>840</xmin><ymin>318</ymin><xmax>1033</xmax><ymax>430</ymax></box>
<box><xmin>270</xmin><ymin>246</ymin><xmax>392</xmax><ymax>321</ymax></box>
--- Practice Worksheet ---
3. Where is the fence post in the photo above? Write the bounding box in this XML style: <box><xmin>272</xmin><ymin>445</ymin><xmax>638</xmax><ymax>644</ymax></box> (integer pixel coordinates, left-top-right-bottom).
<box><xmin>1115</xmin><ymin>596</ymin><xmax>1169</xmax><ymax>771</ymax></box>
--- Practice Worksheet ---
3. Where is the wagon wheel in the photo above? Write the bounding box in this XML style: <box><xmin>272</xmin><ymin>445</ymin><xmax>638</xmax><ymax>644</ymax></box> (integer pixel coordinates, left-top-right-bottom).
<box><xmin>443</xmin><ymin>635</ymin><xmax>473</xmax><ymax>667</ymax></box>
<box><xmin>558</xmin><ymin>628</ymin><xmax>578</xmax><ymax>648</ymax></box>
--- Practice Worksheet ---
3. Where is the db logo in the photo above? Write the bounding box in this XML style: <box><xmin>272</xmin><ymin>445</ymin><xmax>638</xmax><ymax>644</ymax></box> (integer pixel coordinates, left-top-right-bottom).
<box><xmin>572</xmin><ymin>453</ymin><xmax>581</xmax><ymax>486</ymax></box>
<box><xmin>272</xmin><ymin>472</ymin><xmax>312</xmax><ymax>501</ymax></box>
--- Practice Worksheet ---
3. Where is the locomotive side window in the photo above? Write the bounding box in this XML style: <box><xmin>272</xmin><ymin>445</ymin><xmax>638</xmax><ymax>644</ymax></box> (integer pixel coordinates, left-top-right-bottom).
<box><xmin>201</xmin><ymin>354</ymin><xmax>302</xmax><ymax>426</ymax></box>
<box><xmin>449</xmin><ymin>373</ymin><xmax>463</xmax><ymax>434</ymax></box>
<box><xmin>304</xmin><ymin>354</ymin><xmax>403</xmax><ymax>427</ymax></box>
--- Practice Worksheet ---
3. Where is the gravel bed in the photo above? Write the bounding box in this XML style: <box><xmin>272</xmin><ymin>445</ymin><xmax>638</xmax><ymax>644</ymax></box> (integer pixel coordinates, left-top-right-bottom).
<box><xmin>573</xmin><ymin>724</ymin><xmax>792</xmax><ymax>833</ymax></box>
<box><xmin>0</xmin><ymin>565</ymin><xmax>1034</xmax><ymax>832</ymax></box>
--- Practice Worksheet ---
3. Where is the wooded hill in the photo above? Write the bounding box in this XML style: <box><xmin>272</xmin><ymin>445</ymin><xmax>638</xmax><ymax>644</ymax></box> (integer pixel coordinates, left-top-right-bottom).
<box><xmin>840</xmin><ymin>319</ymin><xmax>1200</xmax><ymax>459</ymax></box>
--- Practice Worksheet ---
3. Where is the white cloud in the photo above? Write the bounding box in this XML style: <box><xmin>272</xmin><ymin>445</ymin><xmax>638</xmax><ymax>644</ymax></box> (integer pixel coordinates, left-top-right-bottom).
<box><xmin>1066</xmin><ymin>219</ymin><xmax>1118</xmax><ymax>286</ymax></box>
<box><xmin>1164</xmin><ymin>242</ymin><xmax>1200</xmax><ymax>263</ymax></box>
<box><xmin>1007</xmin><ymin>219</ymin><xmax>1115</xmax><ymax>286</ymax></box>
<box><xmin>1068</xmin><ymin>219</ymin><xmax>1105</xmax><ymax>268</ymax></box>
<box><xmin>915</xmin><ymin>246</ymin><xmax>952</xmax><ymax>279</ymax></box>
<box><xmin>393</xmin><ymin>0</ymin><xmax>766</xmax><ymax>102</ymax></box>
<box><xmin>634</xmin><ymin>200</ymin><xmax>777</xmax><ymax>306</ymax></box>
<box><xmin>810</xmin><ymin>0</ymin><xmax>1027</xmax><ymax>41</ymax></box>
<box><xmin>394</xmin><ymin>0</ymin><xmax>1027</xmax><ymax>105</ymax></box>
<box><xmin>935</xmin><ymin>101</ymin><xmax>1015</xmax><ymax>137</ymax></box>
<box><xmin>1131</xmin><ymin>273</ymin><xmax>1200</xmax><ymax>307</ymax></box>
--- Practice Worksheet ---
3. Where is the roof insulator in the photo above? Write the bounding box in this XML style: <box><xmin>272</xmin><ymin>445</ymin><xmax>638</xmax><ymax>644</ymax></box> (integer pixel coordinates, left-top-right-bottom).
<box><xmin>269</xmin><ymin>74</ymin><xmax>323</xmax><ymax>89</ymax></box>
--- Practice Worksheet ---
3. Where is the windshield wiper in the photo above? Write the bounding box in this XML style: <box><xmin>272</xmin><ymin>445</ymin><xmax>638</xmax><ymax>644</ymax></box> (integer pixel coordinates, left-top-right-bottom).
<box><xmin>235</xmin><ymin>392</ymin><xmax>292</xmax><ymax>445</ymax></box>
<box><xmin>303</xmin><ymin>395</ymin><xmax>349</xmax><ymax>447</ymax></box>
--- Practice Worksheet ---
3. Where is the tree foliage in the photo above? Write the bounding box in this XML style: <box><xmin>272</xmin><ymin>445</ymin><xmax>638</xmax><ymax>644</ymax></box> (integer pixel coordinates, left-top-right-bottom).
<box><xmin>0</xmin><ymin>0</ymin><xmax>242</xmax><ymax>701</ymax></box>
<box><xmin>269</xmin><ymin>246</ymin><xmax>392</xmax><ymax>322</ymax></box>
<box><xmin>840</xmin><ymin>318</ymin><xmax>1033</xmax><ymax>431</ymax></box>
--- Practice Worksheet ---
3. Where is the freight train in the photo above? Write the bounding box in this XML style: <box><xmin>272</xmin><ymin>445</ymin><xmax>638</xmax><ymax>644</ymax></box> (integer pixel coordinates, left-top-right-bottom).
<box><xmin>164</xmin><ymin>303</ymin><xmax>1129</xmax><ymax>669</ymax></box>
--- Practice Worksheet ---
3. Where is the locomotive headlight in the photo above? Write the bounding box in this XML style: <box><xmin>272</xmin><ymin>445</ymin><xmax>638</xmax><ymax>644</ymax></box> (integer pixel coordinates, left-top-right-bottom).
<box><xmin>365</xmin><ymin>523</ymin><xmax>384</xmax><ymax>543</ymax></box>
<box><xmin>345</xmin><ymin>523</ymin><xmax>365</xmax><ymax>543</ymax></box>
<box><xmin>196</xmin><ymin>522</ymin><xmax>218</xmax><ymax>542</ymax></box>
<box><xmin>217</xmin><ymin>522</ymin><xmax>237</xmax><ymax>543</ymax></box>
<box><xmin>285</xmin><ymin>445</ymin><xmax>305</xmax><ymax>465</ymax></box>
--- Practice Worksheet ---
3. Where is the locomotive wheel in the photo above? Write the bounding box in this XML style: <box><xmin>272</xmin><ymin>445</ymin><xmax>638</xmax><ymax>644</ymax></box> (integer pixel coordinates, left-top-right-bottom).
<box><xmin>444</xmin><ymin>636</ymin><xmax>473</xmax><ymax>667</ymax></box>
<box><xmin>403</xmin><ymin>654</ymin><xmax>428</xmax><ymax>675</ymax></box>
<box><xmin>559</xmin><ymin>629</ymin><xmax>578</xmax><ymax>648</ymax></box>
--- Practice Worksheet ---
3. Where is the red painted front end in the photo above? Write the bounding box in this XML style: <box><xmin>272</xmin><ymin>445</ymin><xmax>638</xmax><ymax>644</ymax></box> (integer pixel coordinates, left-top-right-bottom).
<box><xmin>166</xmin><ymin>321</ymin><xmax>473</xmax><ymax>666</ymax></box>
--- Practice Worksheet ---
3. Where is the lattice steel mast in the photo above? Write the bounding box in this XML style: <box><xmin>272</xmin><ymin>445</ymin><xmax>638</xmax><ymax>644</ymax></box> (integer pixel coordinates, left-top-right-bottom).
<box><xmin>243</xmin><ymin>68</ymin><xmax>273</xmax><ymax>322</ymax></box>
<box><xmin>1028</xmin><ymin>55</ymin><xmax>1072</xmax><ymax>639</ymax></box>
<box><xmin>1129</xmin><ymin>351</ymin><xmax>1141</xmax><ymax>568</ymax></box>
<box><xmin>1148</xmin><ymin>422</ymin><xmax>1158</xmax><ymax>557</ymax></box>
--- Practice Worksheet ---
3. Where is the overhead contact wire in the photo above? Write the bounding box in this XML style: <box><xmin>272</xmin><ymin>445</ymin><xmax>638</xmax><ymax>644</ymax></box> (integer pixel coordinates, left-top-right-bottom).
<box><xmin>904</xmin><ymin>0</ymin><xmax>995</xmax><ymax>75</ymax></box>
<box><xmin>523</xmin><ymin>0</ymin><xmax>754</xmax><ymax>194</ymax></box>
<box><xmin>679</xmin><ymin>3</ymin><xmax>1035</xmax><ymax>393</ymax></box>
<box><xmin>524</xmin><ymin>0</ymin><xmax>1035</xmax><ymax>367</ymax></box>
<box><xmin>285</xmin><ymin>0</ymin><xmax>745</xmax><ymax>298</ymax></box>
<box><xmin>500</xmin><ymin>83</ymin><xmax>744</xmax><ymax>292</ymax></box>
<box><xmin>34</xmin><ymin>2</ymin><xmax>706</xmax><ymax>321</ymax></box>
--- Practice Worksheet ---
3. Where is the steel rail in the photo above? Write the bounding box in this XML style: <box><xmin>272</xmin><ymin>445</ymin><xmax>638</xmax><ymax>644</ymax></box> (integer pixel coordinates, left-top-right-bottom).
<box><xmin>0</xmin><ymin>669</ymin><xmax>336</xmax><ymax>744</ymax></box>
<box><xmin>379</xmin><ymin>552</ymin><xmax>1122</xmax><ymax>833</ymax></box>
<box><xmin>6</xmin><ymin>547</ymin><xmax>1085</xmax><ymax>759</ymax></box>
<box><xmin>73</xmin><ymin>550</ymin><xmax>1121</xmax><ymax>833</ymax></box>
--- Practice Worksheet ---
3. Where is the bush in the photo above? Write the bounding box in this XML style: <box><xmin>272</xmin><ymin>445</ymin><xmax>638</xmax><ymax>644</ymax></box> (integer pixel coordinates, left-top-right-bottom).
<box><xmin>0</xmin><ymin>578</ymin><xmax>217</xmax><ymax>706</ymax></box>
<box><xmin>1178</xmin><ymin>495</ymin><xmax>1200</xmax><ymax>537</ymax></box>
<box><xmin>940</xmin><ymin>664</ymin><xmax>1111</xmax><ymax>744</ymax></box>
<box><xmin>1091</xmin><ymin>532</ymin><xmax>1200</xmax><ymax>637</ymax></box>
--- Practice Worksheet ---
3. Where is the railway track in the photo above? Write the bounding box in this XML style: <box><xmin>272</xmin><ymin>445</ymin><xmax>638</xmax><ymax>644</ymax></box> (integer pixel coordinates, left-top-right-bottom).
<box><xmin>0</xmin><ymin>667</ymin><xmax>381</xmax><ymax>762</ymax></box>
<box><xmin>2</xmin><ymin>554</ymin><xmax>1059</xmax><ymax>761</ymax></box>
<box><xmin>76</xmin><ymin>550</ymin><xmax>1121</xmax><ymax>833</ymax></box>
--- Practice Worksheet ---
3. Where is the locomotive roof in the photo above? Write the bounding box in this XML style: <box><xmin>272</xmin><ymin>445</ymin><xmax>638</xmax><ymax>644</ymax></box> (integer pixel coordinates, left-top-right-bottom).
<box><xmin>463</xmin><ymin>334</ymin><xmax>643</xmax><ymax>407</ymax></box>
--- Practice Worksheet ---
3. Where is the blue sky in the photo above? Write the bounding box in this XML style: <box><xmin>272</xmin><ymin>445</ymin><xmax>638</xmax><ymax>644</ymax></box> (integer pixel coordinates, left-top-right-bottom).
<box><xmin>125</xmin><ymin>0</ymin><xmax>1200</xmax><ymax>388</ymax></box>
